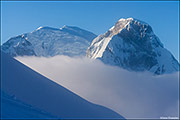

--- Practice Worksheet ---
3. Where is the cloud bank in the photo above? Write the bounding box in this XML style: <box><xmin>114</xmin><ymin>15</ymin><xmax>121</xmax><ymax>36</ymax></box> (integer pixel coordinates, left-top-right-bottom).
<box><xmin>16</xmin><ymin>56</ymin><xmax>179</xmax><ymax>119</ymax></box>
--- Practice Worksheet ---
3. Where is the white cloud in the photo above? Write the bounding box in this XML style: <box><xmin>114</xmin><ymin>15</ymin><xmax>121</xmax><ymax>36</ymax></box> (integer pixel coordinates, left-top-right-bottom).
<box><xmin>16</xmin><ymin>56</ymin><xmax>179</xmax><ymax>119</ymax></box>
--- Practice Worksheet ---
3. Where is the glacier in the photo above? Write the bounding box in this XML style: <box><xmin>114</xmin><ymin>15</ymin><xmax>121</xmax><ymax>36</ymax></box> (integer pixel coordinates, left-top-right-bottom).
<box><xmin>2</xmin><ymin>25</ymin><xmax>97</xmax><ymax>57</ymax></box>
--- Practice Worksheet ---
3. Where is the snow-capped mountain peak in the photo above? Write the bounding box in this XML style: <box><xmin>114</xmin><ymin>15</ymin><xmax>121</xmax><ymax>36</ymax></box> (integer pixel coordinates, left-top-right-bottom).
<box><xmin>87</xmin><ymin>17</ymin><xmax>179</xmax><ymax>74</ymax></box>
<box><xmin>2</xmin><ymin>26</ymin><xmax>97</xmax><ymax>57</ymax></box>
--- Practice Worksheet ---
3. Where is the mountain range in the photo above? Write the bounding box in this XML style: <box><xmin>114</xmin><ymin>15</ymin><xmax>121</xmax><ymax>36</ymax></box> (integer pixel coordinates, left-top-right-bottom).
<box><xmin>2</xmin><ymin>18</ymin><xmax>179</xmax><ymax>74</ymax></box>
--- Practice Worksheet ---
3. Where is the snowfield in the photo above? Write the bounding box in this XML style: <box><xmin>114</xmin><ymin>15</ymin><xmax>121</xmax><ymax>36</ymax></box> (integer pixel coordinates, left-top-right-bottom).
<box><xmin>1</xmin><ymin>51</ymin><xmax>124</xmax><ymax>119</ymax></box>
<box><xmin>1</xmin><ymin>91</ymin><xmax>57</xmax><ymax>119</ymax></box>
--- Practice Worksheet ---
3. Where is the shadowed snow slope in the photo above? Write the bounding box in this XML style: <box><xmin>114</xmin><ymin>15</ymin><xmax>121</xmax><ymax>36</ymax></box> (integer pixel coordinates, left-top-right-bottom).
<box><xmin>1</xmin><ymin>91</ymin><xmax>57</xmax><ymax>119</ymax></box>
<box><xmin>1</xmin><ymin>51</ymin><xmax>124</xmax><ymax>119</ymax></box>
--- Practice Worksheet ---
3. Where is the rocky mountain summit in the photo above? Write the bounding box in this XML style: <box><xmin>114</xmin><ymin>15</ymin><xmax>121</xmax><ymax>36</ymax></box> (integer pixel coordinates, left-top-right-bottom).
<box><xmin>87</xmin><ymin>18</ymin><xmax>179</xmax><ymax>74</ymax></box>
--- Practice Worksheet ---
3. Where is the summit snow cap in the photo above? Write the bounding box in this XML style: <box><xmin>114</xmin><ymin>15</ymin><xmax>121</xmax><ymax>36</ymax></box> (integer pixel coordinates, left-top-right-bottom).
<box><xmin>106</xmin><ymin>17</ymin><xmax>153</xmax><ymax>38</ymax></box>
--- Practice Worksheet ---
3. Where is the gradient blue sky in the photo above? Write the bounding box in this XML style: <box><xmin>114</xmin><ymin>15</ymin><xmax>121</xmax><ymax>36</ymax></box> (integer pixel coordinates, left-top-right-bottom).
<box><xmin>1</xmin><ymin>1</ymin><xmax>179</xmax><ymax>60</ymax></box>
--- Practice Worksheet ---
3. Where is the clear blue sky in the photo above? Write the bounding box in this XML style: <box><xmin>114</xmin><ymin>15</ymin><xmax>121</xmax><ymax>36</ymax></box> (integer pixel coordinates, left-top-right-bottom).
<box><xmin>1</xmin><ymin>1</ymin><xmax>179</xmax><ymax>60</ymax></box>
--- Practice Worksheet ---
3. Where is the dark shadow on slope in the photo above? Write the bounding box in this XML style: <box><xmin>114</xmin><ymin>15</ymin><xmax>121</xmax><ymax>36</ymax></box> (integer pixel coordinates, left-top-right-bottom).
<box><xmin>1</xmin><ymin>51</ymin><xmax>125</xmax><ymax>119</ymax></box>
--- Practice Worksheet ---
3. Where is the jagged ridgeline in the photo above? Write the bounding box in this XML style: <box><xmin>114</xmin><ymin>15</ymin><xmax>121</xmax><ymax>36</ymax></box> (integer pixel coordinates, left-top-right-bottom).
<box><xmin>87</xmin><ymin>18</ymin><xmax>179</xmax><ymax>75</ymax></box>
